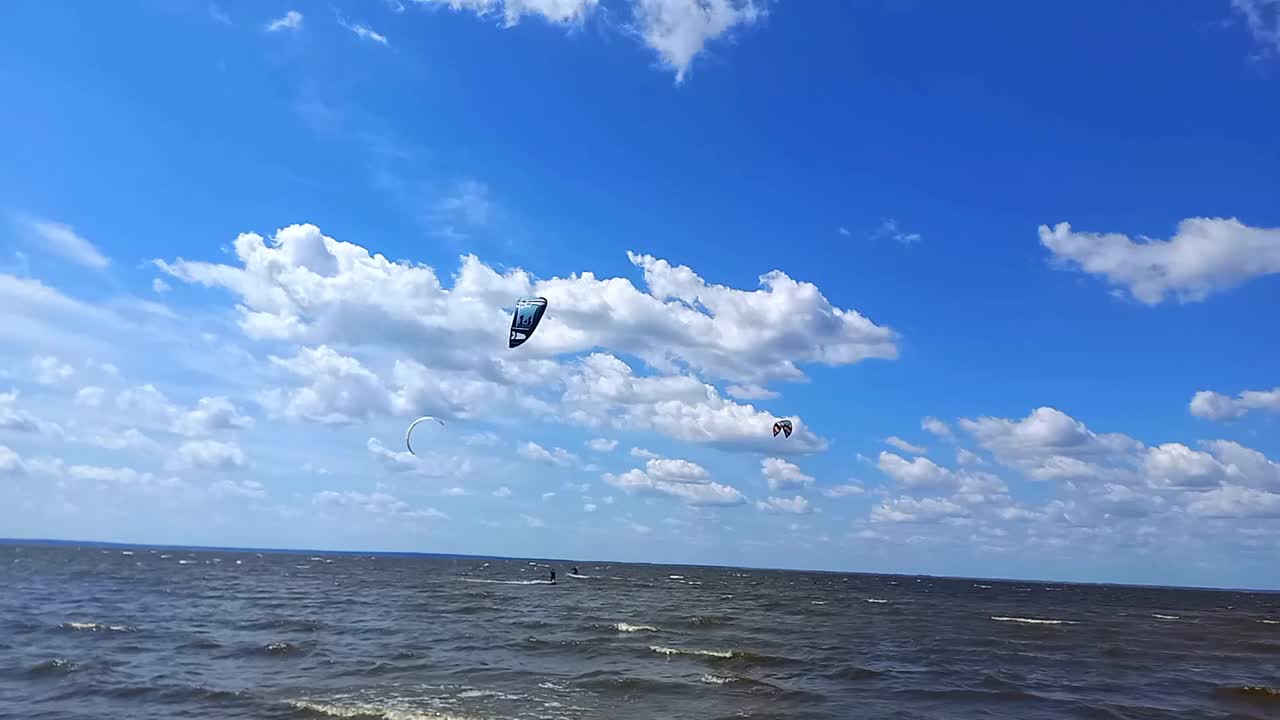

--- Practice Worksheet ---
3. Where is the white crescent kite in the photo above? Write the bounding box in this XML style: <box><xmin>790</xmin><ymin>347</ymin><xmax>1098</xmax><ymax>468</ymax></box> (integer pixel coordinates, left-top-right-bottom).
<box><xmin>405</xmin><ymin>416</ymin><xmax>445</xmax><ymax>456</ymax></box>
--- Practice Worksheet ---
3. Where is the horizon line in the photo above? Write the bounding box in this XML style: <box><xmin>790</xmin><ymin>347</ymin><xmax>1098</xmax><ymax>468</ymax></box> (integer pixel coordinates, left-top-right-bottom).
<box><xmin>3</xmin><ymin>536</ymin><xmax>1274</xmax><ymax>594</ymax></box>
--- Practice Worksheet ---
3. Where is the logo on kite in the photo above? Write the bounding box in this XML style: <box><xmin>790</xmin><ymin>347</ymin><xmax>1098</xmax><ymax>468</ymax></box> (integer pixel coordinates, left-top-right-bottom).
<box><xmin>772</xmin><ymin>419</ymin><xmax>793</xmax><ymax>438</ymax></box>
<box><xmin>405</xmin><ymin>416</ymin><xmax>445</xmax><ymax>456</ymax></box>
<box><xmin>509</xmin><ymin>297</ymin><xmax>548</xmax><ymax>349</ymax></box>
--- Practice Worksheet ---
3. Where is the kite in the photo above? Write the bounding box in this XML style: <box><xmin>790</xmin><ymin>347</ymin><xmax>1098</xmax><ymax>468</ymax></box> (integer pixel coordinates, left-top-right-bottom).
<box><xmin>509</xmin><ymin>297</ymin><xmax>548</xmax><ymax>349</ymax></box>
<box><xmin>772</xmin><ymin>419</ymin><xmax>793</xmax><ymax>438</ymax></box>
<box><xmin>405</xmin><ymin>416</ymin><xmax>445</xmax><ymax>456</ymax></box>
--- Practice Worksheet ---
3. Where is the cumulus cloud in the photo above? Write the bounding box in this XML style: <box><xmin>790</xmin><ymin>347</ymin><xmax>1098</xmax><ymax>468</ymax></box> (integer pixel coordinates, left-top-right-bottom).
<box><xmin>760</xmin><ymin>457</ymin><xmax>814</xmax><ymax>491</ymax></box>
<box><xmin>82</xmin><ymin>428</ymin><xmax>155</xmax><ymax>451</ymax></box>
<box><xmin>1039</xmin><ymin>218</ymin><xmax>1280</xmax><ymax>305</ymax></box>
<box><xmin>872</xmin><ymin>218</ymin><xmax>922</xmax><ymax>245</ymax></box>
<box><xmin>1189</xmin><ymin>387</ymin><xmax>1280</xmax><ymax>421</ymax></box>
<box><xmin>173</xmin><ymin>396</ymin><xmax>254</xmax><ymax>436</ymax></box>
<box><xmin>959</xmin><ymin>407</ymin><xmax>1141</xmax><ymax>468</ymax></box>
<box><xmin>314</xmin><ymin>489</ymin><xmax>445</xmax><ymax>520</ymax></box>
<box><xmin>157</xmin><ymin>225</ymin><xmax>894</xmax><ymax>386</ymax></box>
<box><xmin>32</xmin><ymin>355</ymin><xmax>74</xmax><ymax>385</ymax></box>
<box><xmin>921</xmin><ymin>416</ymin><xmax>951</xmax><ymax>437</ymax></box>
<box><xmin>492</xmin><ymin>486</ymin><xmax>512</xmax><ymax>498</ymax></box>
<box><xmin>344</xmin><ymin>21</ymin><xmax>389</xmax><ymax>44</ymax></box>
<box><xmin>260</xmin><ymin>346</ymin><xmax>390</xmax><ymax>424</ymax></box>
<box><xmin>585</xmin><ymin>437</ymin><xmax>618</xmax><ymax>452</ymax></box>
<box><xmin>631</xmin><ymin>446</ymin><xmax>658</xmax><ymax>459</ymax></box>
<box><xmin>1232</xmin><ymin>0</ymin><xmax>1280</xmax><ymax>55</ymax></box>
<box><xmin>756</xmin><ymin>495</ymin><xmax>812</xmax><ymax>514</ymax></box>
<box><xmin>822</xmin><ymin>482</ymin><xmax>864</xmax><ymax>498</ymax></box>
<box><xmin>604</xmin><ymin>455</ymin><xmax>744</xmax><ymax>506</ymax></box>
<box><xmin>209</xmin><ymin>478</ymin><xmax>267</xmax><ymax>499</ymax></box>
<box><xmin>169</xmin><ymin>439</ymin><xmax>246</xmax><ymax>470</ymax></box>
<box><xmin>631</xmin><ymin>0</ymin><xmax>763</xmax><ymax>83</ymax></box>
<box><xmin>885</xmin><ymin>436</ymin><xmax>926</xmax><ymax>455</ymax></box>
<box><xmin>725</xmin><ymin>383</ymin><xmax>778</xmax><ymax>400</ymax></box>
<box><xmin>1187</xmin><ymin>484</ymin><xmax>1280</xmax><ymax>518</ymax></box>
<box><xmin>75</xmin><ymin>386</ymin><xmax>104</xmax><ymax>407</ymax></box>
<box><xmin>877</xmin><ymin>452</ymin><xmax>954</xmax><ymax>491</ymax></box>
<box><xmin>416</xmin><ymin>0</ymin><xmax>598</xmax><ymax>27</ymax></box>
<box><xmin>0</xmin><ymin>444</ymin><xmax>25</xmax><ymax>475</ymax></box>
<box><xmin>956</xmin><ymin>448</ymin><xmax>983</xmax><ymax>466</ymax></box>
<box><xmin>266</xmin><ymin>10</ymin><xmax>303</xmax><ymax>31</ymax></box>
<box><xmin>871</xmin><ymin>496</ymin><xmax>967</xmax><ymax>523</ymax></box>
<box><xmin>518</xmin><ymin>441</ymin><xmax>578</xmax><ymax>467</ymax></box>
<box><xmin>0</xmin><ymin>390</ymin><xmax>40</xmax><ymax>433</ymax></box>
<box><xmin>563</xmin><ymin>353</ymin><xmax>826</xmax><ymax>453</ymax></box>
<box><xmin>16</xmin><ymin>215</ymin><xmax>110</xmax><ymax>269</ymax></box>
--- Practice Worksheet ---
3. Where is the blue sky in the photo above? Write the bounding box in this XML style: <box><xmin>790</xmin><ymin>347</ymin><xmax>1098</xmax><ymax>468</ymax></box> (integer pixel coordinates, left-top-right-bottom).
<box><xmin>2</xmin><ymin>0</ymin><xmax>1279</xmax><ymax>588</ymax></box>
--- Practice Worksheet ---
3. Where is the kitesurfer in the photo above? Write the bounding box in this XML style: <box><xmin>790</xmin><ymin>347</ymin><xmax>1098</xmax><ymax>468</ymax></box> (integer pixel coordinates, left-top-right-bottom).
<box><xmin>549</xmin><ymin>568</ymin><xmax>557</xmax><ymax>584</ymax></box>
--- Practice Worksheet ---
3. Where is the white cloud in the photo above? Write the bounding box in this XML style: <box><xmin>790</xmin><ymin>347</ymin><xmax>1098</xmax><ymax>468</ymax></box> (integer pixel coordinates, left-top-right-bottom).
<box><xmin>209</xmin><ymin>3</ymin><xmax>232</xmax><ymax>25</ymax></box>
<box><xmin>726</xmin><ymin>383</ymin><xmax>778</xmax><ymax>400</ymax></box>
<box><xmin>266</xmin><ymin>10</ymin><xmax>303</xmax><ymax>32</ymax></box>
<box><xmin>173</xmin><ymin>396</ymin><xmax>254</xmax><ymax>436</ymax></box>
<box><xmin>585</xmin><ymin>437</ymin><xmax>618</xmax><ymax>453</ymax></box>
<box><xmin>873</xmin><ymin>218</ymin><xmax>922</xmax><ymax>245</ymax></box>
<box><xmin>116</xmin><ymin>384</ymin><xmax>178</xmax><ymax>422</ymax></box>
<box><xmin>1202</xmin><ymin>440</ymin><xmax>1280</xmax><ymax>491</ymax></box>
<box><xmin>541</xmin><ymin>491</ymin><xmax>556</xmax><ymax>500</ymax></box>
<box><xmin>1190</xmin><ymin>387</ymin><xmax>1280</xmax><ymax>421</ymax></box>
<box><xmin>885</xmin><ymin>436</ymin><xmax>926</xmax><ymax>455</ymax></box>
<box><xmin>518</xmin><ymin>441</ymin><xmax>578</xmax><ymax>466</ymax></box>
<box><xmin>16</xmin><ymin>216</ymin><xmax>110</xmax><ymax>269</ymax></box>
<box><xmin>631</xmin><ymin>0</ymin><xmax>762</xmax><ymax>83</ymax></box>
<box><xmin>1142</xmin><ymin>443</ymin><xmax>1232</xmax><ymax>490</ymax></box>
<box><xmin>583</xmin><ymin>502</ymin><xmax>597</xmax><ymax>512</ymax></box>
<box><xmin>760</xmin><ymin>457</ymin><xmax>814</xmax><ymax>491</ymax></box>
<box><xmin>465</xmin><ymin>431</ymin><xmax>501</xmax><ymax>447</ymax></box>
<box><xmin>346</xmin><ymin>22</ymin><xmax>389</xmax><ymax>44</ymax></box>
<box><xmin>1039</xmin><ymin>218</ymin><xmax>1280</xmax><ymax>305</ymax></box>
<box><xmin>604</xmin><ymin>458</ymin><xmax>745</xmax><ymax>506</ymax></box>
<box><xmin>956</xmin><ymin>448</ymin><xmax>983</xmax><ymax>466</ymax></box>
<box><xmin>314</xmin><ymin>490</ymin><xmax>445</xmax><ymax>520</ymax></box>
<box><xmin>0</xmin><ymin>390</ymin><xmax>40</xmax><ymax>433</ymax></box>
<box><xmin>756</xmin><ymin>495</ymin><xmax>811</xmax><ymax>514</ymax></box>
<box><xmin>260</xmin><ymin>346</ymin><xmax>389</xmax><ymax>424</ymax></box>
<box><xmin>822</xmin><ymin>482</ymin><xmax>864</xmax><ymax>498</ymax></box>
<box><xmin>415</xmin><ymin>0</ymin><xmax>598</xmax><ymax>27</ymax></box>
<box><xmin>838</xmin><ymin>227</ymin><xmax>851</xmax><ymax>237</ymax></box>
<box><xmin>209</xmin><ymin>478</ymin><xmax>267</xmax><ymax>499</ymax></box>
<box><xmin>442</xmin><ymin>487</ymin><xmax>470</xmax><ymax>496</ymax></box>
<box><xmin>1232</xmin><ymin>0</ymin><xmax>1280</xmax><ymax>55</ymax></box>
<box><xmin>0</xmin><ymin>445</ymin><xmax>25</xmax><ymax>475</ymax></box>
<box><xmin>170</xmin><ymin>439</ymin><xmax>246</xmax><ymax>470</ymax></box>
<box><xmin>921</xmin><ymin>416</ymin><xmax>951</xmax><ymax>437</ymax></box>
<box><xmin>644</xmin><ymin>457</ymin><xmax>710</xmax><ymax>484</ymax></box>
<box><xmin>563</xmin><ymin>353</ymin><xmax>827</xmax><ymax>453</ymax></box>
<box><xmin>959</xmin><ymin>407</ymin><xmax>1141</xmax><ymax>467</ymax></box>
<box><xmin>492</xmin><ymin>486</ymin><xmax>512</xmax><ymax>498</ymax></box>
<box><xmin>83</xmin><ymin>428</ymin><xmax>155</xmax><ymax>451</ymax></box>
<box><xmin>1187</xmin><ymin>484</ymin><xmax>1280</xmax><ymax>519</ymax></box>
<box><xmin>521</xmin><ymin>513</ymin><xmax>545</xmax><ymax>528</ymax></box>
<box><xmin>877</xmin><ymin>452</ymin><xmax>954</xmax><ymax>490</ymax></box>
<box><xmin>630</xmin><ymin>447</ymin><xmax>658</xmax><ymax>459</ymax></box>
<box><xmin>871</xmin><ymin>496</ymin><xmax>967</xmax><ymax>523</ymax></box>
<box><xmin>152</xmin><ymin>278</ymin><xmax>171</xmax><ymax>294</ymax></box>
<box><xmin>31</xmin><ymin>355</ymin><xmax>74</xmax><ymax>385</ymax></box>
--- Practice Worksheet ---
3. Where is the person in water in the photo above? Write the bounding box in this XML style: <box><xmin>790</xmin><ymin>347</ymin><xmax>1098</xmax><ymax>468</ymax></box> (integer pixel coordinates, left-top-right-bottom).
<box><xmin>549</xmin><ymin>568</ymin><xmax>556</xmax><ymax>584</ymax></box>
<box><xmin>571</xmin><ymin>567</ymin><xmax>579</xmax><ymax>575</ymax></box>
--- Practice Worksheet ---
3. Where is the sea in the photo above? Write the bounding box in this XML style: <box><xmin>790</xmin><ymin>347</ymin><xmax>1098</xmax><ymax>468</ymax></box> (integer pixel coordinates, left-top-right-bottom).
<box><xmin>2</xmin><ymin>542</ymin><xmax>1278</xmax><ymax>720</ymax></box>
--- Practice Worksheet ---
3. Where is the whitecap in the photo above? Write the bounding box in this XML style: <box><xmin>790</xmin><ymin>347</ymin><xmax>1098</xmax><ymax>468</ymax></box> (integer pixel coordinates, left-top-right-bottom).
<box><xmin>700</xmin><ymin>674</ymin><xmax>735</xmax><ymax>685</ymax></box>
<box><xmin>177</xmin><ymin>560</ymin><xmax>194</xmax><ymax>565</ymax></box>
<box><xmin>990</xmin><ymin>615</ymin><xmax>1075</xmax><ymax>625</ymax></box>
<box><xmin>865</xmin><ymin>598</ymin><xmax>888</xmax><ymax>604</ymax></box>
<box><xmin>1260</xmin><ymin>619</ymin><xmax>1280</xmax><ymax>625</ymax></box>
<box><xmin>650</xmin><ymin>645</ymin><xmax>733</xmax><ymax>658</ymax></box>
<box><xmin>120</xmin><ymin>551</ymin><xmax>134</xmax><ymax>556</ymax></box>
<box><xmin>612</xmin><ymin>623</ymin><xmax>658</xmax><ymax>633</ymax></box>
<box><xmin>462</xmin><ymin>578</ymin><xmax>553</xmax><ymax>585</ymax></box>
<box><xmin>1152</xmin><ymin>614</ymin><xmax>1180</xmax><ymax>621</ymax></box>
<box><xmin>286</xmin><ymin>700</ymin><xmax>465</xmax><ymax>720</ymax></box>
<box><xmin>668</xmin><ymin>575</ymin><xmax>684</xmax><ymax>579</ymax></box>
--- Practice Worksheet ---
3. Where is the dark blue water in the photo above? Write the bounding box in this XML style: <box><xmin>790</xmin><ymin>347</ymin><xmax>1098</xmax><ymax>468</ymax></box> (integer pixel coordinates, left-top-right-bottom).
<box><xmin>2</xmin><ymin>543</ymin><xmax>1278</xmax><ymax>719</ymax></box>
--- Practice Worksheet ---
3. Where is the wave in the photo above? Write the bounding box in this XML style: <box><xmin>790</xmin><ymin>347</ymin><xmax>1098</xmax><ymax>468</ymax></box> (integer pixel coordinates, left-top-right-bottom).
<box><xmin>865</xmin><ymin>598</ymin><xmax>888</xmax><ymax>604</ymax></box>
<box><xmin>687</xmin><ymin>615</ymin><xmax>733</xmax><ymax>626</ymax></box>
<box><xmin>1214</xmin><ymin>686</ymin><xmax>1280</xmax><ymax>704</ymax></box>
<box><xmin>613</xmin><ymin>623</ymin><xmax>658</xmax><ymax>633</ymax></box>
<box><xmin>1152</xmin><ymin>614</ymin><xmax>1180</xmax><ymax>621</ymax></box>
<box><xmin>461</xmin><ymin>578</ymin><xmax>553</xmax><ymax>585</ymax></box>
<box><xmin>241</xmin><ymin>618</ymin><xmax>325</xmax><ymax>632</ymax></box>
<box><xmin>990</xmin><ymin>616</ymin><xmax>1076</xmax><ymax>625</ymax></box>
<box><xmin>700</xmin><ymin>673</ymin><xmax>735</xmax><ymax>685</ymax></box>
<box><xmin>178</xmin><ymin>560</ymin><xmax>195</xmax><ymax>565</ymax></box>
<box><xmin>29</xmin><ymin>658</ymin><xmax>78</xmax><ymax>675</ymax></box>
<box><xmin>120</xmin><ymin>551</ymin><xmax>134</xmax><ymax>556</ymax></box>
<box><xmin>668</xmin><ymin>575</ymin><xmax>684</xmax><ymax>579</ymax></box>
<box><xmin>61</xmin><ymin>622</ymin><xmax>135</xmax><ymax>632</ymax></box>
<box><xmin>1261</xmin><ymin>620</ymin><xmax>1280</xmax><ymax>625</ymax></box>
<box><xmin>973</xmin><ymin>584</ymin><xmax>991</xmax><ymax>589</ymax></box>
<box><xmin>288</xmin><ymin>699</ymin><xmax>472</xmax><ymax>719</ymax></box>
<box><xmin>650</xmin><ymin>645</ymin><xmax>733</xmax><ymax>659</ymax></box>
<box><xmin>566</xmin><ymin>573</ymin><xmax>593</xmax><ymax>579</ymax></box>
<box><xmin>649</xmin><ymin>645</ymin><xmax>794</xmax><ymax>667</ymax></box>
<box><xmin>810</xmin><ymin>601</ymin><xmax>827</xmax><ymax>605</ymax></box>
